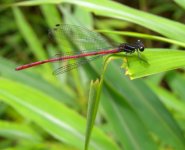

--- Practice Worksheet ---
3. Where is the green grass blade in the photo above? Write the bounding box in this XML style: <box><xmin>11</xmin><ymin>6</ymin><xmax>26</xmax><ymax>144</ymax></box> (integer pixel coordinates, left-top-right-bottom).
<box><xmin>85</xmin><ymin>80</ymin><xmax>100</xmax><ymax>150</ymax></box>
<box><xmin>85</xmin><ymin>57</ymin><xmax>111</xmax><ymax>150</ymax></box>
<box><xmin>97</xmin><ymin>30</ymin><xmax>185</xmax><ymax>48</ymax></box>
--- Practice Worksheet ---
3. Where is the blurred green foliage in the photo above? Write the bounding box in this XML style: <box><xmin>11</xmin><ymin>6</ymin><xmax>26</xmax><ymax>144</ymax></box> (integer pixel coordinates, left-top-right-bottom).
<box><xmin>0</xmin><ymin>0</ymin><xmax>185</xmax><ymax>150</ymax></box>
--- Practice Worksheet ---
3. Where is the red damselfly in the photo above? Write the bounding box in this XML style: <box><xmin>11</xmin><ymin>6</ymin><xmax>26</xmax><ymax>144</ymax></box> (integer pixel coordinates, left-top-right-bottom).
<box><xmin>15</xmin><ymin>24</ymin><xmax>145</xmax><ymax>75</ymax></box>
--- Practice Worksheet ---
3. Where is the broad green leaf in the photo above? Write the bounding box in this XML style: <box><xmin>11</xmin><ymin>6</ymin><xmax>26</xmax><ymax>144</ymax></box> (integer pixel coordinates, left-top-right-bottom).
<box><xmin>0</xmin><ymin>78</ymin><xmax>120</xmax><ymax>150</ymax></box>
<box><xmin>122</xmin><ymin>49</ymin><xmax>185</xmax><ymax>79</ymax></box>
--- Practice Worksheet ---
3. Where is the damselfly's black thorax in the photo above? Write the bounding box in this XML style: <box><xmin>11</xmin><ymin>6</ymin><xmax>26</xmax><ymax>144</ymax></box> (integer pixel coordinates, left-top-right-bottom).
<box><xmin>118</xmin><ymin>43</ymin><xmax>136</xmax><ymax>53</ymax></box>
<box><xmin>118</xmin><ymin>40</ymin><xmax>145</xmax><ymax>54</ymax></box>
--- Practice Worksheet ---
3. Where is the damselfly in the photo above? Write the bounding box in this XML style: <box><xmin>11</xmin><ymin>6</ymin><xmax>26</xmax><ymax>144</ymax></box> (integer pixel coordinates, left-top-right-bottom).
<box><xmin>15</xmin><ymin>24</ymin><xmax>145</xmax><ymax>75</ymax></box>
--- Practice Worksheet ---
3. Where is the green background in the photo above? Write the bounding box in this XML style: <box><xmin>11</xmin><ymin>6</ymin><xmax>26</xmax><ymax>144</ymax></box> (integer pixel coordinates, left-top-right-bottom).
<box><xmin>0</xmin><ymin>0</ymin><xmax>185</xmax><ymax>150</ymax></box>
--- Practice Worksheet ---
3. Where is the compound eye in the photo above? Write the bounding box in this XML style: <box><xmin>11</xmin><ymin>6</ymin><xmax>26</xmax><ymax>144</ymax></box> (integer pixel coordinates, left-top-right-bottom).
<box><xmin>139</xmin><ymin>46</ymin><xmax>144</xmax><ymax>52</ymax></box>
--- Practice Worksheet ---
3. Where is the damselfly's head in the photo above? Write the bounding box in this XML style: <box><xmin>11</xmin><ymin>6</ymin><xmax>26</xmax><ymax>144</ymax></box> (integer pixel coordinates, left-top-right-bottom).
<box><xmin>135</xmin><ymin>40</ymin><xmax>145</xmax><ymax>52</ymax></box>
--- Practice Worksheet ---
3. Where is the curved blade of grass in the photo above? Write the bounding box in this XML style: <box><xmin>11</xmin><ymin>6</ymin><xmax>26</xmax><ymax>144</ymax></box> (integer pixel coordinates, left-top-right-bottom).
<box><xmin>97</xmin><ymin>30</ymin><xmax>185</xmax><ymax>48</ymax></box>
<box><xmin>121</xmin><ymin>49</ymin><xmax>185</xmax><ymax>79</ymax></box>
<box><xmin>10</xmin><ymin>0</ymin><xmax>185</xmax><ymax>42</ymax></box>
<box><xmin>85</xmin><ymin>57</ymin><xmax>111</xmax><ymax>150</ymax></box>
<box><xmin>85</xmin><ymin>79</ymin><xmax>100</xmax><ymax>150</ymax></box>
<box><xmin>0</xmin><ymin>121</ymin><xmax>42</xmax><ymax>142</ymax></box>
<box><xmin>0</xmin><ymin>78</ymin><xmax>120</xmax><ymax>150</ymax></box>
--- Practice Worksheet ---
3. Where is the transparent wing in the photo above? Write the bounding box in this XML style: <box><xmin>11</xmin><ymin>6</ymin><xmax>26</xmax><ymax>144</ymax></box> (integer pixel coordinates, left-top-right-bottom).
<box><xmin>53</xmin><ymin>54</ymin><xmax>103</xmax><ymax>75</ymax></box>
<box><xmin>48</xmin><ymin>24</ymin><xmax>114</xmax><ymax>51</ymax></box>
